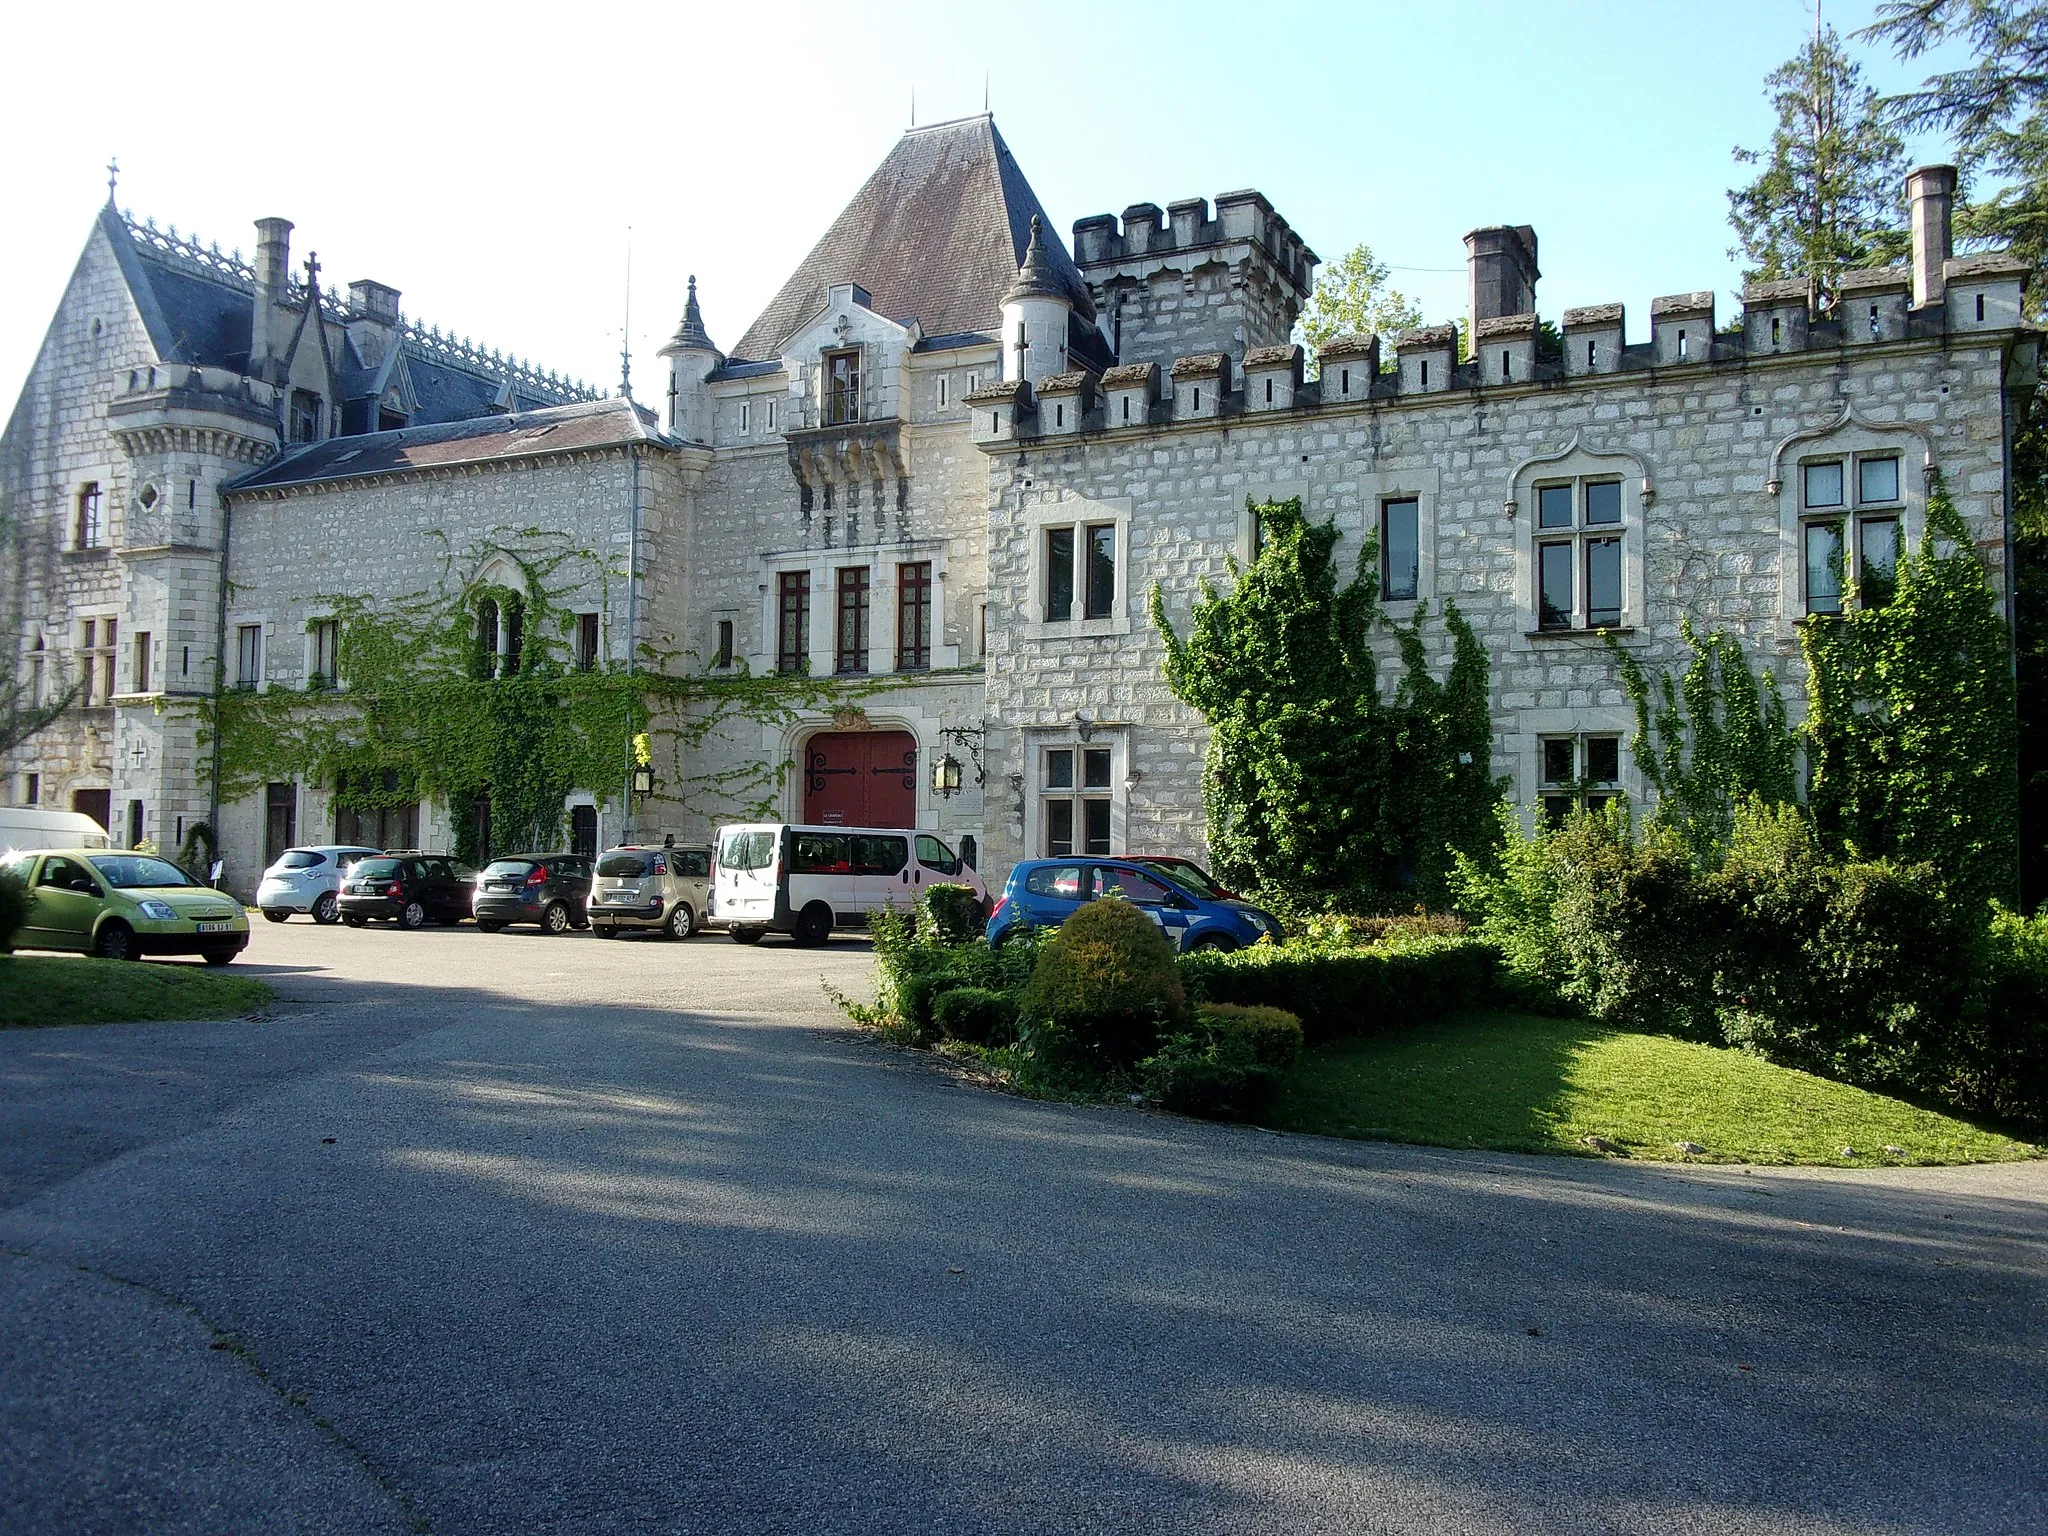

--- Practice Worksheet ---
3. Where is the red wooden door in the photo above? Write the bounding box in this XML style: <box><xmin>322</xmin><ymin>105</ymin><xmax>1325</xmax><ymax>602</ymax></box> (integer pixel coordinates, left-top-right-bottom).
<box><xmin>803</xmin><ymin>731</ymin><xmax>917</xmax><ymax>827</ymax></box>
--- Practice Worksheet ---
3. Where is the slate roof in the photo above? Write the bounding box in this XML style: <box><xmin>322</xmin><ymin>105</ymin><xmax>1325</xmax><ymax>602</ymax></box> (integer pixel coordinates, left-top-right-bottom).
<box><xmin>730</xmin><ymin>115</ymin><xmax>1094</xmax><ymax>362</ymax></box>
<box><xmin>103</xmin><ymin>206</ymin><xmax>593</xmax><ymax>428</ymax></box>
<box><xmin>227</xmin><ymin>399</ymin><xmax>659</xmax><ymax>493</ymax></box>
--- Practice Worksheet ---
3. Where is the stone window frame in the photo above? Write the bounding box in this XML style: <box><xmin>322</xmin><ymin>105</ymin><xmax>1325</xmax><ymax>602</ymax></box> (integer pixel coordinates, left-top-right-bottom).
<box><xmin>70</xmin><ymin>470</ymin><xmax>111</xmax><ymax>552</ymax></box>
<box><xmin>822</xmin><ymin>346</ymin><xmax>863</xmax><ymax>427</ymax></box>
<box><xmin>77</xmin><ymin>613</ymin><xmax>117</xmax><ymax>707</ymax></box>
<box><xmin>1768</xmin><ymin>408</ymin><xmax>1927</xmax><ymax>631</ymax></box>
<box><xmin>1509</xmin><ymin>439</ymin><xmax>1649</xmax><ymax>641</ymax></box>
<box><xmin>228</xmin><ymin>612</ymin><xmax>268</xmax><ymax>693</ymax></box>
<box><xmin>1795</xmin><ymin>450</ymin><xmax>1909</xmax><ymax>617</ymax></box>
<box><xmin>1021</xmin><ymin>725</ymin><xmax>1128</xmax><ymax>860</ymax></box>
<box><xmin>759</xmin><ymin>540</ymin><xmax>955</xmax><ymax>676</ymax></box>
<box><xmin>304</xmin><ymin>613</ymin><xmax>342</xmax><ymax>691</ymax></box>
<box><xmin>1507</xmin><ymin>707</ymin><xmax>1644</xmax><ymax>825</ymax></box>
<box><xmin>1024</xmin><ymin>494</ymin><xmax>1133</xmax><ymax>641</ymax></box>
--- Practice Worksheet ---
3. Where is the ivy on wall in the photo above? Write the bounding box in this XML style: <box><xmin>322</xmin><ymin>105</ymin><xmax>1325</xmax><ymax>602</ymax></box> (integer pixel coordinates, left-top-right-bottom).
<box><xmin>1152</xmin><ymin>496</ymin><xmax>1502</xmax><ymax>911</ymax></box>
<box><xmin>196</xmin><ymin>528</ymin><xmax>897</xmax><ymax>861</ymax></box>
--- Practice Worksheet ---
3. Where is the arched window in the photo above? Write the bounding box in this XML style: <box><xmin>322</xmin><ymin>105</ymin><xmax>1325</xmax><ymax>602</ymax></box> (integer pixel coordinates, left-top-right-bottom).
<box><xmin>473</xmin><ymin>597</ymin><xmax>499</xmax><ymax>680</ymax></box>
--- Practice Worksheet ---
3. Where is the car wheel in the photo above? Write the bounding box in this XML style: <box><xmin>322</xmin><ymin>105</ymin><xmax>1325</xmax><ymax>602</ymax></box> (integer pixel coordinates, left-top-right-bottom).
<box><xmin>729</xmin><ymin>926</ymin><xmax>764</xmax><ymax>945</ymax></box>
<box><xmin>201</xmin><ymin>949</ymin><xmax>239</xmax><ymax>967</ymax></box>
<box><xmin>343</xmin><ymin>915</ymin><xmax>366</xmax><ymax>928</ymax></box>
<box><xmin>400</xmin><ymin>900</ymin><xmax>427</xmax><ymax>930</ymax></box>
<box><xmin>665</xmin><ymin>902</ymin><xmax>694</xmax><ymax>940</ymax></box>
<box><xmin>1190</xmin><ymin>932</ymin><xmax>1238</xmax><ymax>953</ymax></box>
<box><xmin>312</xmin><ymin>892</ymin><xmax>340</xmax><ymax>925</ymax></box>
<box><xmin>93</xmin><ymin>921</ymin><xmax>136</xmax><ymax>961</ymax></box>
<box><xmin>793</xmin><ymin>903</ymin><xmax>833</xmax><ymax>948</ymax></box>
<box><xmin>544</xmin><ymin>902</ymin><xmax>572</xmax><ymax>935</ymax></box>
<box><xmin>262</xmin><ymin>908</ymin><xmax>290</xmax><ymax>924</ymax></box>
<box><xmin>476</xmin><ymin>920</ymin><xmax>506</xmax><ymax>934</ymax></box>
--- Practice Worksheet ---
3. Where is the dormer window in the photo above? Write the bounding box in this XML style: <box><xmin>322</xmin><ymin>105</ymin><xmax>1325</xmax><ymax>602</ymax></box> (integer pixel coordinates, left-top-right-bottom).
<box><xmin>291</xmin><ymin>389</ymin><xmax>322</xmax><ymax>444</ymax></box>
<box><xmin>825</xmin><ymin>349</ymin><xmax>860</xmax><ymax>426</ymax></box>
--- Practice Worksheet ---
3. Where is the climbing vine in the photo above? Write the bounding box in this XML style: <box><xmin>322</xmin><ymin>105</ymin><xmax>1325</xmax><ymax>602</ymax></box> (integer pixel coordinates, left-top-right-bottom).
<box><xmin>1152</xmin><ymin>496</ymin><xmax>1503</xmax><ymax>911</ymax></box>
<box><xmin>194</xmin><ymin>527</ymin><xmax>899</xmax><ymax>862</ymax></box>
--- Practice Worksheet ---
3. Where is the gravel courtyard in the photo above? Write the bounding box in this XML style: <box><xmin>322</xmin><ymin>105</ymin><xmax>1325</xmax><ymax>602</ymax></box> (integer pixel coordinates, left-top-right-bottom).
<box><xmin>2</xmin><ymin>920</ymin><xmax>2044</xmax><ymax>1534</ymax></box>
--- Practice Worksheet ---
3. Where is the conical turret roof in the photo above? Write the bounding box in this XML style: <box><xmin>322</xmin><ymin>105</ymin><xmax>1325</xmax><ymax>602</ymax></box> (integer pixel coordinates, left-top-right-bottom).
<box><xmin>1002</xmin><ymin>216</ymin><xmax>1069</xmax><ymax>307</ymax></box>
<box><xmin>663</xmin><ymin>275</ymin><xmax>717</xmax><ymax>354</ymax></box>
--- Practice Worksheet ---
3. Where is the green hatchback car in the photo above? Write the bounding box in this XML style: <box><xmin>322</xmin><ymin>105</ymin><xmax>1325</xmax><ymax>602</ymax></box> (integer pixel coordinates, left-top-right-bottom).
<box><xmin>1</xmin><ymin>848</ymin><xmax>250</xmax><ymax>964</ymax></box>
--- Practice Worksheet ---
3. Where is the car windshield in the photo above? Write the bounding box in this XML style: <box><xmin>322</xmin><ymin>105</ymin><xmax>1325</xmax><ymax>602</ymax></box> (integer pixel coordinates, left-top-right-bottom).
<box><xmin>352</xmin><ymin>858</ymin><xmax>406</xmax><ymax>879</ymax></box>
<box><xmin>278</xmin><ymin>850</ymin><xmax>326</xmax><ymax>870</ymax></box>
<box><xmin>719</xmin><ymin>830</ymin><xmax>777</xmax><ymax>871</ymax></box>
<box><xmin>87</xmin><ymin>854</ymin><xmax>198</xmax><ymax>889</ymax></box>
<box><xmin>483</xmin><ymin>860</ymin><xmax>539</xmax><ymax>878</ymax></box>
<box><xmin>596</xmin><ymin>852</ymin><xmax>650</xmax><ymax>878</ymax></box>
<box><xmin>1133</xmin><ymin>859</ymin><xmax>1229</xmax><ymax>901</ymax></box>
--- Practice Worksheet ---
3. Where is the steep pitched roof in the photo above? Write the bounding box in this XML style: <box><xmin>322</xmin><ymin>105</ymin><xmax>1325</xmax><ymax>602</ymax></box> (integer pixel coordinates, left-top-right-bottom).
<box><xmin>730</xmin><ymin>115</ymin><xmax>1092</xmax><ymax>362</ymax></box>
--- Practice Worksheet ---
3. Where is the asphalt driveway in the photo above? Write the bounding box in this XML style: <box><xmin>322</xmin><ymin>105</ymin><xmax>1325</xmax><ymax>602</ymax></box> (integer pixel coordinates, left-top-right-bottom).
<box><xmin>2</xmin><ymin>920</ymin><xmax>2044</xmax><ymax>1534</ymax></box>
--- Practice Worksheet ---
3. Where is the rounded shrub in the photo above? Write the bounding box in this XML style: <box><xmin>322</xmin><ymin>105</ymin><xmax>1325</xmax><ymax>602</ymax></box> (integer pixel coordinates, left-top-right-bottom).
<box><xmin>918</xmin><ymin>883</ymin><xmax>984</xmax><ymax>944</ymax></box>
<box><xmin>1020</xmin><ymin>897</ymin><xmax>1187</xmax><ymax>1072</ymax></box>
<box><xmin>1140</xmin><ymin>1002</ymin><xmax>1304</xmax><ymax>1119</ymax></box>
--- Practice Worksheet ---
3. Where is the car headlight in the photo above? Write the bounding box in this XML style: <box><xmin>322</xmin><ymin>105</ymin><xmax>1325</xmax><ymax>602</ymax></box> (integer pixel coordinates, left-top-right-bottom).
<box><xmin>137</xmin><ymin>899</ymin><xmax>178</xmax><ymax>921</ymax></box>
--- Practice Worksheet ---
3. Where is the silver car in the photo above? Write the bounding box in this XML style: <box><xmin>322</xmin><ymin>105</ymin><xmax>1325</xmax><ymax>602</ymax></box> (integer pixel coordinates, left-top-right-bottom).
<box><xmin>256</xmin><ymin>845</ymin><xmax>385</xmax><ymax>924</ymax></box>
<box><xmin>588</xmin><ymin>845</ymin><xmax>711</xmax><ymax>939</ymax></box>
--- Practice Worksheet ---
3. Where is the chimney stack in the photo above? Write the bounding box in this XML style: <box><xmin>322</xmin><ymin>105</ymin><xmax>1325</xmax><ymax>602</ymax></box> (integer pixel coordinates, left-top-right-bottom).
<box><xmin>1465</xmin><ymin>225</ymin><xmax>1540</xmax><ymax>336</ymax></box>
<box><xmin>1907</xmin><ymin>165</ymin><xmax>1956</xmax><ymax>309</ymax></box>
<box><xmin>250</xmin><ymin>217</ymin><xmax>293</xmax><ymax>383</ymax></box>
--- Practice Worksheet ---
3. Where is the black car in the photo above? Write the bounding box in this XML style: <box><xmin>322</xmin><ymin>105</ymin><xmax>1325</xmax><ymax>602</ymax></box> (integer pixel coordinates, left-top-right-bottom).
<box><xmin>337</xmin><ymin>853</ymin><xmax>476</xmax><ymax>929</ymax></box>
<box><xmin>473</xmin><ymin>854</ymin><xmax>593</xmax><ymax>934</ymax></box>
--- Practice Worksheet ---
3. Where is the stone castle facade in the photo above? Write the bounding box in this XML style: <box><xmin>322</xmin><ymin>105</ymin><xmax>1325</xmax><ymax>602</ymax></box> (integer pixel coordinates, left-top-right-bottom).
<box><xmin>2</xmin><ymin>121</ymin><xmax>2037</xmax><ymax>894</ymax></box>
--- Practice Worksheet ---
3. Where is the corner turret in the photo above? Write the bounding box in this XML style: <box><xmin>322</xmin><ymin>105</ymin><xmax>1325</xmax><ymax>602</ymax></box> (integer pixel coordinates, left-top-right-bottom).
<box><xmin>1001</xmin><ymin>217</ymin><xmax>1072</xmax><ymax>387</ymax></box>
<box><xmin>657</xmin><ymin>276</ymin><xmax>722</xmax><ymax>443</ymax></box>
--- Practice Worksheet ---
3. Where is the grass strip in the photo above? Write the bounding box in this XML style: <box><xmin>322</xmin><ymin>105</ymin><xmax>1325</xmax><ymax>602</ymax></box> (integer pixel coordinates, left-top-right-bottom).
<box><xmin>0</xmin><ymin>955</ymin><xmax>273</xmax><ymax>1029</ymax></box>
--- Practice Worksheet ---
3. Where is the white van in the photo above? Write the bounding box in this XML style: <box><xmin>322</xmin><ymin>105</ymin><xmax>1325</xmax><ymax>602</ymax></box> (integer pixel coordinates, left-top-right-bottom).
<box><xmin>710</xmin><ymin>823</ymin><xmax>985</xmax><ymax>947</ymax></box>
<box><xmin>0</xmin><ymin>807</ymin><xmax>111</xmax><ymax>854</ymax></box>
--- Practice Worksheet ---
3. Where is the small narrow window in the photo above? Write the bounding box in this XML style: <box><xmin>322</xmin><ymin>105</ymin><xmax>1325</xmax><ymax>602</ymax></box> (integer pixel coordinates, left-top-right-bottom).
<box><xmin>739</xmin><ymin>401</ymin><xmax>750</xmax><ymax>434</ymax></box>
<box><xmin>834</xmin><ymin>567</ymin><xmax>870</xmax><ymax>675</ymax></box>
<box><xmin>1264</xmin><ymin>378</ymin><xmax>1274</xmax><ymax>404</ymax></box>
<box><xmin>1976</xmin><ymin>293</ymin><xmax>1986</xmax><ymax>322</ymax></box>
<box><xmin>1192</xmin><ymin>386</ymin><xmax>1201</xmax><ymax>412</ymax></box>
<box><xmin>1869</xmin><ymin>303</ymin><xmax>1880</xmax><ymax>339</ymax></box>
<box><xmin>896</xmin><ymin>561</ymin><xmax>932</xmax><ymax>671</ymax></box>
<box><xmin>1055</xmin><ymin>402</ymin><xmax>1064</xmax><ymax>428</ymax></box>
<box><xmin>24</xmin><ymin>773</ymin><xmax>39</xmax><ymax>805</ymax></box>
<box><xmin>766</xmin><ymin>398</ymin><xmax>777</xmax><ymax>430</ymax></box>
<box><xmin>1340</xmin><ymin>368</ymin><xmax>1351</xmax><ymax>395</ymax></box>
<box><xmin>1677</xmin><ymin>328</ymin><xmax>1689</xmax><ymax>360</ymax></box>
<box><xmin>715</xmin><ymin>618</ymin><xmax>734</xmax><ymax>669</ymax></box>
<box><xmin>1587</xmin><ymin>339</ymin><xmax>1597</xmax><ymax>368</ymax></box>
<box><xmin>966</xmin><ymin>373</ymin><xmax>978</xmax><ymax>394</ymax></box>
<box><xmin>1770</xmin><ymin>316</ymin><xmax>1781</xmax><ymax>347</ymax></box>
<box><xmin>1421</xmin><ymin>360</ymin><xmax>1430</xmax><ymax>388</ymax></box>
<box><xmin>777</xmin><ymin>572</ymin><xmax>810</xmax><ymax>674</ymax></box>
<box><xmin>311</xmin><ymin>618</ymin><xmax>340</xmax><ymax>687</ymax></box>
<box><xmin>1380</xmin><ymin>498</ymin><xmax>1419</xmax><ymax>601</ymax></box>
<box><xmin>1805</xmin><ymin>521</ymin><xmax>1846</xmax><ymax>615</ymax></box>
<box><xmin>1501</xmin><ymin>350</ymin><xmax>1511</xmax><ymax>380</ymax></box>
<box><xmin>186</xmin><ymin>479</ymin><xmax>196</xmax><ymax>510</ymax></box>
<box><xmin>1538</xmin><ymin>544</ymin><xmax>1574</xmax><ymax>630</ymax></box>
<box><xmin>1121</xmin><ymin>395</ymin><xmax>1130</xmax><ymax>423</ymax></box>
<box><xmin>1585</xmin><ymin>538</ymin><xmax>1622</xmax><ymax>627</ymax></box>
<box><xmin>937</xmin><ymin>376</ymin><xmax>949</xmax><ymax>409</ymax></box>
<box><xmin>132</xmin><ymin>630</ymin><xmax>152</xmax><ymax>693</ymax></box>
<box><xmin>74</xmin><ymin>482</ymin><xmax>103</xmax><ymax>549</ymax></box>
<box><xmin>1084</xmin><ymin>524</ymin><xmax>1116</xmax><ymax>621</ymax></box>
<box><xmin>236</xmin><ymin>623</ymin><xmax>262</xmax><ymax>689</ymax></box>
<box><xmin>574</xmin><ymin>612</ymin><xmax>600</xmax><ymax>672</ymax></box>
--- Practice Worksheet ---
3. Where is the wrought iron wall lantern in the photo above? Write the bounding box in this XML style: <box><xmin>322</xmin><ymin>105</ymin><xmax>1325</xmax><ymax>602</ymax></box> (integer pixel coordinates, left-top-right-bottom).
<box><xmin>631</xmin><ymin>765</ymin><xmax>654</xmax><ymax>796</ymax></box>
<box><xmin>935</xmin><ymin>724</ymin><xmax>986</xmax><ymax>788</ymax></box>
<box><xmin>932</xmin><ymin>753</ymin><xmax>964</xmax><ymax>798</ymax></box>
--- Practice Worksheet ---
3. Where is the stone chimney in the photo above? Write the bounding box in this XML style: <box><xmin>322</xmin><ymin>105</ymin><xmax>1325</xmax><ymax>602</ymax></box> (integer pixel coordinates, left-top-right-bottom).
<box><xmin>346</xmin><ymin>279</ymin><xmax>403</xmax><ymax>367</ymax></box>
<box><xmin>1465</xmin><ymin>225</ymin><xmax>1540</xmax><ymax>335</ymax></box>
<box><xmin>249</xmin><ymin>217</ymin><xmax>293</xmax><ymax>383</ymax></box>
<box><xmin>1907</xmin><ymin>165</ymin><xmax>1957</xmax><ymax>309</ymax></box>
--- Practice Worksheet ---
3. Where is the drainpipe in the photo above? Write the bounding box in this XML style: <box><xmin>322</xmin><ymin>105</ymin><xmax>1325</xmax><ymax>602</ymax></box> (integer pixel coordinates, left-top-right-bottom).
<box><xmin>622</xmin><ymin>445</ymin><xmax>641</xmax><ymax>840</ymax></box>
<box><xmin>206</xmin><ymin>491</ymin><xmax>232</xmax><ymax>885</ymax></box>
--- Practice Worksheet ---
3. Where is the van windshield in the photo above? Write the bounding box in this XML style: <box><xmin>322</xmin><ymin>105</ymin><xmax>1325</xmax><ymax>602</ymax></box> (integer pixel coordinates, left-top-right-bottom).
<box><xmin>597</xmin><ymin>852</ymin><xmax>650</xmax><ymax>878</ymax></box>
<box><xmin>720</xmin><ymin>830</ymin><xmax>777</xmax><ymax>871</ymax></box>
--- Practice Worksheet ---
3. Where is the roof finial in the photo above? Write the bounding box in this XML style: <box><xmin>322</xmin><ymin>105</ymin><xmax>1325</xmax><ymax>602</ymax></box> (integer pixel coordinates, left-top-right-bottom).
<box><xmin>106</xmin><ymin>156</ymin><xmax>119</xmax><ymax>206</ymax></box>
<box><xmin>619</xmin><ymin>226</ymin><xmax>634</xmax><ymax>400</ymax></box>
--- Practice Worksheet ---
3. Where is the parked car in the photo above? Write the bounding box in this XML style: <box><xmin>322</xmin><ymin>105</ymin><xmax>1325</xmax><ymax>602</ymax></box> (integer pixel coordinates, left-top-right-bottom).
<box><xmin>0</xmin><ymin>847</ymin><xmax>248</xmax><ymax>963</ymax></box>
<box><xmin>336</xmin><ymin>853</ymin><xmax>476</xmax><ymax>929</ymax></box>
<box><xmin>0</xmin><ymin>806</ymin><xmax>112</xmax><ymax>854</ymax></box>
<box><xmin>588</xmin><ymin>845</ymin><xmax>710</xmax><ymax>939</ymax></box>
<box><xmin>984</xmin><ymin>857</ymin><xmax>1279</xmax><ymax>953</ymax></box>
<box><xmin>255</xmin><ymin>845</ymin><xmax>385</xmax><ymax>924</ymax></box>
<box><xmin>473</xmin><ymin>854</ymin><xmax>594</xmax><ymax>934</ymax></box>
<box><xmin>709</xmin><ymin>823</ymin><xmax>986</xmax><ymax>946</ymax></box>
<box><xmin>1128</xmin><ymin>855</ymin><xmax>1240</xmax><ymax>903</ymax></box>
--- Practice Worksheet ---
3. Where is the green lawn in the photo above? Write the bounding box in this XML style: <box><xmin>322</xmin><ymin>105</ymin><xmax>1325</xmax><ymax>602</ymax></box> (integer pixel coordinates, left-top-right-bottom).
<box><xmin>0</xmin><ymin>955</ymin><xmax>273</xmax><ymax>1029</ymax></box>
<box><xmin>1262</xmin><ymin>1011</ymin><xmax>2038</xmax><ymax>1167</ymax></box>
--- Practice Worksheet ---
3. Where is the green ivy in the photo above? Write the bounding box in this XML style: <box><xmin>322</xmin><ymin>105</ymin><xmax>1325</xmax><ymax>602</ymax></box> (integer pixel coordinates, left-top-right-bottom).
<box><xmin>1802</xmin><ymin>470</ymin><xmax>2020</xmax><ymax>909</ymax></box>
<box><xmin>1609</xmin><ymin>618</ymin><xmax>1799</xmax><ymax>860</ymax></box>
<box><xmin>1152</xmin><ymin>496</ymin><xmax>1503</xmax><ymax>910</ymax></box>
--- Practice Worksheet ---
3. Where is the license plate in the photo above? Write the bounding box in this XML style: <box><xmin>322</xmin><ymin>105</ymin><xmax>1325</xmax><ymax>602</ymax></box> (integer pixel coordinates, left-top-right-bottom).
<box><xmin>196</xmin><ymin>921</ymin><xmax>234</xmax><ymax>934</ymax></box>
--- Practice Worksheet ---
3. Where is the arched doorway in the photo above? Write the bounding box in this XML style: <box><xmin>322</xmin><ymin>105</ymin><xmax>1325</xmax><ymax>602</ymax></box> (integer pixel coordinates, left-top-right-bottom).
<box><xmin>803</xmin><ymin>730</ymin><xmax>917</xmax><ymax>827</ymax></box>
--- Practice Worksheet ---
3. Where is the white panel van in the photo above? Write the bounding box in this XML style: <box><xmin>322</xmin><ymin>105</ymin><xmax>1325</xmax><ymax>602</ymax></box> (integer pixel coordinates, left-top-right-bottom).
<box><xmin>0</xmin><ymin>807</ymin><xmax>112</xmax><ymax>854</ymax></box>
<box><xmin>710</xmin><ymin>823</ymin><xmax>985</xmax><ymax>947</ymax></box>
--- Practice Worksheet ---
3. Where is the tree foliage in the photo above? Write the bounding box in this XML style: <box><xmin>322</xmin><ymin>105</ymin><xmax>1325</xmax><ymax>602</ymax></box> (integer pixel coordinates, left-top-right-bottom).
<box><xmin>1152</xmin><ymin>497</ymin><xmax>1501</xmax><ymax>910</ymax></box>
<box><xmin>1609</xmin><ymin>619</ymin><xmax>1800</xmax><ymax>860</ymax></box>
<box><xmin>1802</xmin><ymin>471</ymin><xmax>2020</xmax><ymax>908</ymax></box>
<box><xmin>1865</xmin><ymin>0</ymin><xmax>2048</xmax><ymax>292</ymax></box>
<box><xmin>1291</xmin><ymin>244</ymin><xmax>1423</xmax><ymax>379</ymax></box>
<box><xmin>1728</xmin><ymin>21</ymin><xmax>1912</xmax><ymax>304</ymax></box>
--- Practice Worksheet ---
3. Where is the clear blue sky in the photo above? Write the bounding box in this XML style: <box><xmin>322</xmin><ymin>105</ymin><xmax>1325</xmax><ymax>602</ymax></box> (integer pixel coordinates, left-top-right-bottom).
<box><xmin>0</xmin><ymin>0</ymin><xmax>1980</xmax><ymax>406</ymax></box>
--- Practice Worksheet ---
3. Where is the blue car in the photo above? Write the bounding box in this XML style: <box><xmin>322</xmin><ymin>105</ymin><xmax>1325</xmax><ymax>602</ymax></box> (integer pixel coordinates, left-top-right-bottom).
<box><xmin>985</xmin><ymin>857</ymin><xmax>1280</xmax><ymax>952</ymax></box>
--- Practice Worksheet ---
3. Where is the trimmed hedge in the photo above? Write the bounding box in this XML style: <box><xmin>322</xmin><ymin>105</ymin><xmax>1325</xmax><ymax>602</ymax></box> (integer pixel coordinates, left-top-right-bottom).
<box><xmin>1141</xmin><ymin>1002</ymin><xmax>1305</xmax><ymax>1119</ymax></box>
<box><xmin>1177</xmin><ymin>935</ymin><xmax>1499</xmax><ymax>1043</ymax></box>
<box><xmin>933</xmin><ymin>986</ymin><xmax>1019</xmax><ymax>1046</ymax></box>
